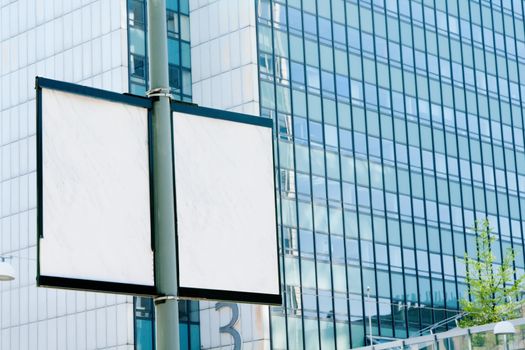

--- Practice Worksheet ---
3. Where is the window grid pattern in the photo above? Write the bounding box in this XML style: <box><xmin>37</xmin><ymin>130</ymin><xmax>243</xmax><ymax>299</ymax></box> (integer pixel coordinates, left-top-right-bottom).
<box><xmin>256</xmin><ymin>0</ymin><xmax>525</xmax><ymax>348</ymax></box>
<box><xmin>1</xmin><ymin>0</ymin><xmax>138</xmax><ymax>349</ymax></box>
<box><xmin>133</xmin><ymin>297</ymin><xmax>200</xmax><ymax>350</ymax></box>
<box><xmin>127</xmin><ymin>0</ymin><xmax>192</xmax><ymax>101</ymax></box>
<box><xmin>126</xmin><ymin>0</ymin><xmax>198</xmax><ymax>349</ymax></box>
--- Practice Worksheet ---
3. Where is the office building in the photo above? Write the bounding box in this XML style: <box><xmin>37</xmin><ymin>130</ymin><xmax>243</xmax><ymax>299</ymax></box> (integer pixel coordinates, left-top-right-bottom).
<box><xmin>2</xmin><ymin>0</ymin><xmax>525</xmax><ymax>349</ymax></box>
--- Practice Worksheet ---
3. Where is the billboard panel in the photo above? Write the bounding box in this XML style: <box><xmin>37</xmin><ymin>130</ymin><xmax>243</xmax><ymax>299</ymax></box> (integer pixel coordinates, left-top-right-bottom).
<box><xmin>36</xmin><ymin>77</ymin><xmax>155</xmax><ymax>295</ymax></box>
<box><xmin>172</xmin><ymin>105</ymin><xmax>281</xmax><ymax>305</ymax></box>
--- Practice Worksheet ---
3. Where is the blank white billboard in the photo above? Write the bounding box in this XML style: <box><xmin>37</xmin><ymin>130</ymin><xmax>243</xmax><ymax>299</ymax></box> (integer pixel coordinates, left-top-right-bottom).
<box><xmin>37</xmin><ymin>78</ymin><xmax>155</xmax><ymax>295</ymax></box>
<box><xmin>172</xmin><ymin>107</ymin><xmax>281</xmax><ymax>304</ymax></box>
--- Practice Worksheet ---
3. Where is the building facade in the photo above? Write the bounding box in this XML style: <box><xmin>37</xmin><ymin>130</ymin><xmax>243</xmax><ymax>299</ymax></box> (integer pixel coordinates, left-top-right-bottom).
<box><xmin>2</xmin><ymin>0</ymin><xmax>525</xmax><ymax>349</ymax></box>
<box><xmin>0</xmin><ymin>0</ymin><xmax>136</xmax><ymax>349</ymax></box>
<box><xmin>254</xmin><ymin>0</ymin><xmax>525</xmax><ymax>348</ymax></box>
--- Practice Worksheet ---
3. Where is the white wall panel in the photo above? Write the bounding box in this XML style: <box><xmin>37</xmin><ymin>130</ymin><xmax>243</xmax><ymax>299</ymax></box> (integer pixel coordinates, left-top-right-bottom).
<box><xmin>0</xmin><ymin>0</ymin><xmax>133</xmax><ymax>348</ymax></box>
<box><xmin>190</xmin><ymin>0</ymin><xmax>259</xmax><ymax>115</ymax></box>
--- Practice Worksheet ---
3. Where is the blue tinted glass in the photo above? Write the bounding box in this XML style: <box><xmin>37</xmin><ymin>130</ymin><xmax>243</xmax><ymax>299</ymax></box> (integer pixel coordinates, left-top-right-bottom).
<box><xmin>289</xmin><ymin>7</ymin><xmax>302</xmax><ymax>30</ymax></box>
<box><xmin>255</xmin><ymin>0</ymin><xmax>525</xmax><ymax>346</ymax></box>
<box><xmin>304</xmin><ymin>13</ymin><xmax>317</xmax><ymax>35</ymax></box>
<box><xmin>179</xmin><ymin>324</ymin><xmax>189</xmax><ymax>350</ymax></box>
<box><xmin>190</xmin><ymin>325</ymin><xmax>200</xmax><ymax>349</ymax></box>
<box><xmin>291</xmin><ymin>61</ymin><xmax>305</xmax><ymax>84</ymax></box>
<box><xmin>336</xmin><ymin>75</ymin><xmax>350</xmax><ymax>98</ymax></box>
<box><xmin>322</xmin><ymin>71</ymin><xmax>335</xmax><ymax>93</ymax></box>
<box><xmin>340</xmin><ymin>129</ymin><xmax>352</xmax><ymax>151</ymax></box>
<box><xmin>136</xmin><ymin>319</ymin><xmax>153</xmax><ymax>350</ymax></box>
<box><xmin>309</xmin><ymin>121</ymin><xmax>324</xmax><ymax>143</ymax></box>
<box><xmin>348</xmin><ymin>28</ymin><xmax>360</xmax><ymax>50</ymax></box>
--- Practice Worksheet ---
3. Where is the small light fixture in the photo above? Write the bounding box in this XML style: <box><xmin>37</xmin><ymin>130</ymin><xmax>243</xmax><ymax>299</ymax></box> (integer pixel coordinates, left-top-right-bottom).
<box><xmin>494</xmin><ymin>320</ymin><xmax>516</xmax><ymax>350</ymax></box>
<box><xmin>0</xmin><ymin>256</ymin><xmax>15</xmax><ymax>281</ymax></box>
<box><xmin>494</xmin><ymin>320</ymin><xmax>516</xmax><ymax>336</ymax></box>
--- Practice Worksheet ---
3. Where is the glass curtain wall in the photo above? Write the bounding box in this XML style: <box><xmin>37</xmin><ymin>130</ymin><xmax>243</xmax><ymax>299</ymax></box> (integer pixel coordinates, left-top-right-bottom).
<box><xmin>127</xmin><ymin>0</ymin><xmax>192</xmax><ymax>101</ymax></box>
<box><xmin>126</xmin><ymin>0</ymin><xmax>199</xmax><ymax>349</ymax></box>
<box><xmin>256</xmin><ymin>0</ymin><xmax>525</xmax><ymax>348</ymax></box>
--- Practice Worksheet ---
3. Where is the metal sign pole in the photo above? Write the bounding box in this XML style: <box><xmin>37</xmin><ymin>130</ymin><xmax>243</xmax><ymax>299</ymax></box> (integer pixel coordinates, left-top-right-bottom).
<box><xmin>147</xmin><ymin>0</ymin><xmax>180</xmax><ymax>349</ymax></box>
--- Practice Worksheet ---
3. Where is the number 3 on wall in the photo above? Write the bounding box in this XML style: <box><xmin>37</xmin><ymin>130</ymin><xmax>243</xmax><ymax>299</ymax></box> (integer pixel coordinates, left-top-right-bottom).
<box><xmin>215</xmin><ymin>303</ymin><xmax>241</xmax><ymax>350</ymax></box>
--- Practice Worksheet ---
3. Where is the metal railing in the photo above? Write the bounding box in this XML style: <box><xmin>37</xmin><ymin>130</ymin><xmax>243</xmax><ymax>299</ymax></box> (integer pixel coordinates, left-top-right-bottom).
<box><xmin>417</xmin><ymin>312</ymin><xmax>467</xmax><ymax>336</ymax></box>
<box><xmin>355</xmin><ymin>317</ymin><xmax>525</xmax><ymax>350</ymax></box>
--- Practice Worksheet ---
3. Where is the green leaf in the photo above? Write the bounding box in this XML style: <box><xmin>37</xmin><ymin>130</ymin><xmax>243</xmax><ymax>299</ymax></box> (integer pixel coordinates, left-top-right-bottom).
<box><xmin>458</xmin><ymin>219</ymin><xmax>524</xmax><ymax>327</ymax></box>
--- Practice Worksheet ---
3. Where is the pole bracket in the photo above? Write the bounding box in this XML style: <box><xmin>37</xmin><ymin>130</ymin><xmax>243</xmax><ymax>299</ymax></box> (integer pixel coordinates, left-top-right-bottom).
<box><xmin>154</xmin><ymin>295</ymin><xmax>178</xmax><ymax>305</ymax></box>
<box><xmin>146</xmin><ymin>87</ymin><xmax>173</xmax><ymax>100</ymax></box>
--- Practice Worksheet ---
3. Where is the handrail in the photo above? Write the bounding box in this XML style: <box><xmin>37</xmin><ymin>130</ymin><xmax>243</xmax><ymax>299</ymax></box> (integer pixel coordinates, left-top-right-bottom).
<box><xmin>417</xmin><ymin>311</ymin><xmax>467</xmax><ymax>335</ymax></box>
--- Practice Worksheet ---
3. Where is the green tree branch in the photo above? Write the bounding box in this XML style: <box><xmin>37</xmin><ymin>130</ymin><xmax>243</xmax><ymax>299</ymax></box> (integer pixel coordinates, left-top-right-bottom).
<box><xmin>459</xmin><ymin>219</ymin><xmax>525</xmax><ymax>327</ymax></box>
